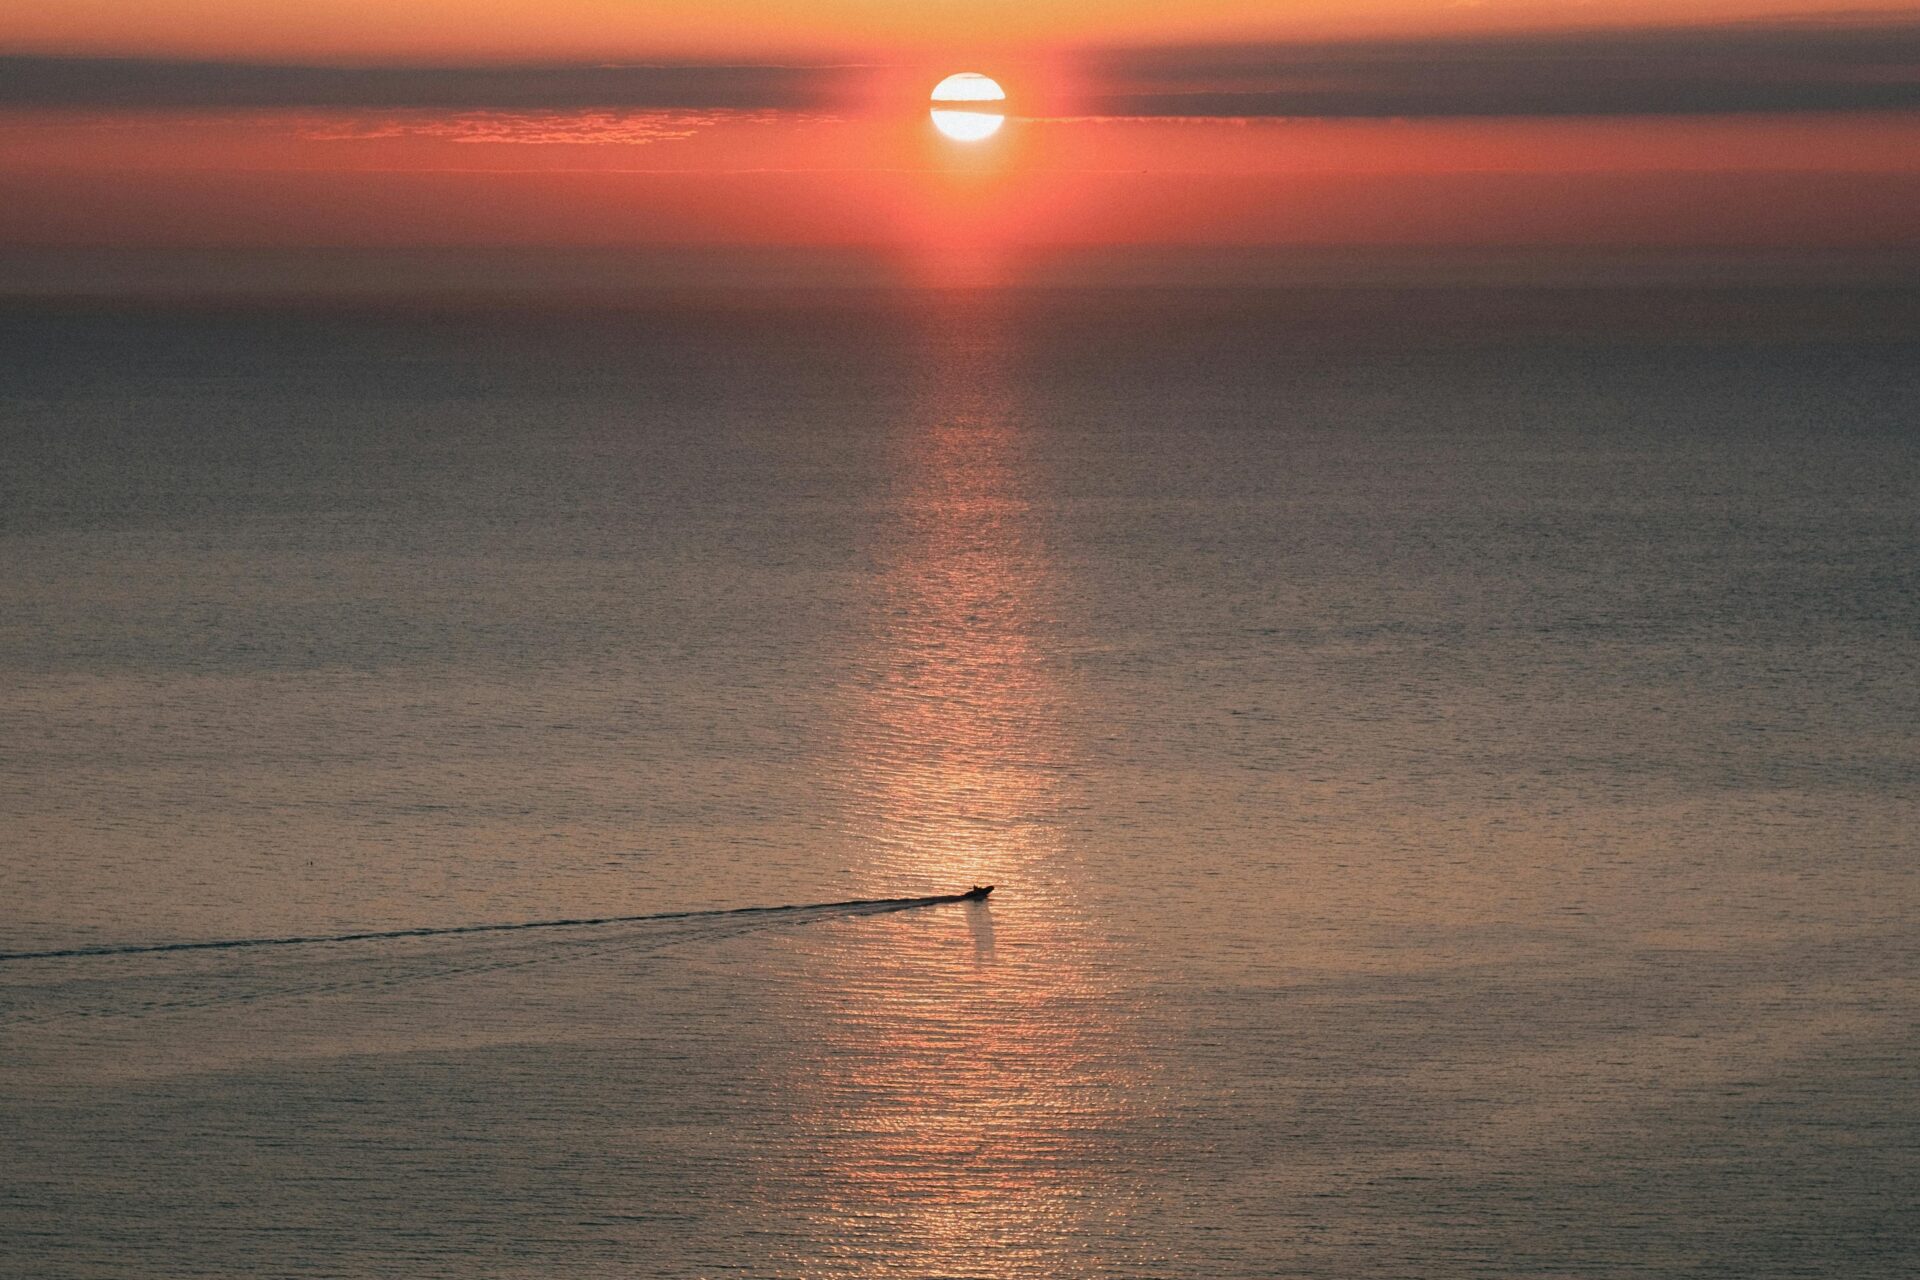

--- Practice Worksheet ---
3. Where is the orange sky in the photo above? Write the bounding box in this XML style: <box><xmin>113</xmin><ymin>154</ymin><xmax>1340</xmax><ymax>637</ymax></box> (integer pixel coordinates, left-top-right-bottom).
<box><xmin>1</xmin><ymin>4</ymin><xmax>1917</xmax><ymax>263</ymax></box>
<box><xmin>9</xmin><ymin>0</ymin><xmax>1920</xmax><ymax>59</ymax></box>
<box><xmin>4</xmin><ymin>109</ymin><xmax>1916</xmax><ymax>255</ymax></box>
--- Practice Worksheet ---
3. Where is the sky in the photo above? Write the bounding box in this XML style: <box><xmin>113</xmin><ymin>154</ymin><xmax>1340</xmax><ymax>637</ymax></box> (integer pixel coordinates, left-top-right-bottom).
<box><xmin>10</xmin><ymin>0</ymin><xmax>1920</xmax><ymax>59</ymax></box>
<box><xmin>0</xmin><ymin>2</ymin><xmax>1916</xmax><ymax>282</ymax></box>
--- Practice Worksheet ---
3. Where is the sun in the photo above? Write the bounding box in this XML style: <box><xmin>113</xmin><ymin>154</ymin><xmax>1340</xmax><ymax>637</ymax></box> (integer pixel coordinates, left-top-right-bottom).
<box><xmin>930</xmin><ymin>73</ymin><xmax>1006</xmax><ymax>143</ymax></box>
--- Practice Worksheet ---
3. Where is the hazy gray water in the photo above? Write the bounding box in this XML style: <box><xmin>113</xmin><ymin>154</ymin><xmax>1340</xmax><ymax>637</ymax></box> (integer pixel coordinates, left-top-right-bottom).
<box><xmin>2</xmin><ymin>288</ymin><xmax>1916</xmax><ymax>1277</ymax></box>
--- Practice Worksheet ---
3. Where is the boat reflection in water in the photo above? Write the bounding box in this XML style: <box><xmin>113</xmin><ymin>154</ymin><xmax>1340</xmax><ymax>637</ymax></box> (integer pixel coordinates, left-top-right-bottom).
<box><xmin>776</xmin><ymin>297</ymin><xmax>1162</xmax><ymax>1275</ymax></box>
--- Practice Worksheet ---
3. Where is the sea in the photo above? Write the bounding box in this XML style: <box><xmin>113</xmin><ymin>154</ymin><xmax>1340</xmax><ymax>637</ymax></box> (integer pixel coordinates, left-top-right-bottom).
<box><xmin>2</xmin><ymin>281</ymin><xmax>1916</xmax><ymax>1277</ymax></box>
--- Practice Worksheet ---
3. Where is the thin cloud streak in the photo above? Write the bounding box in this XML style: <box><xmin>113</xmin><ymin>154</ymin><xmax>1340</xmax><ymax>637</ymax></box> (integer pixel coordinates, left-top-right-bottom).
<box><xmin>297</xmin><ymin>110</ymin><xmax>779</xmax><ymax>145</ymax></box>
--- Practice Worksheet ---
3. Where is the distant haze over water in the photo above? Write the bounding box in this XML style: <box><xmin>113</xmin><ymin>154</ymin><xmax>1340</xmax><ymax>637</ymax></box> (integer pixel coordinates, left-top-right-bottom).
<box><xmin>6</xmin><ymin>246</ymin><xmax>1920</xmax><ymax>297</ymax></box>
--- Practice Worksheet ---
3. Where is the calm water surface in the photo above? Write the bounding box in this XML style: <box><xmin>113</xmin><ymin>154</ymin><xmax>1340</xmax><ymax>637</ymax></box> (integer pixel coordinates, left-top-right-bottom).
<box><xmin>2</xmin><ymin>288</ymin><xmax>1916</xmax><ymax>1277</ymax></box>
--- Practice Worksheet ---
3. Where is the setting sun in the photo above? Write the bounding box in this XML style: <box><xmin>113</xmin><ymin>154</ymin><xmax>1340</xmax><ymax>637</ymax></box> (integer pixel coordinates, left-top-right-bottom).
<box><xmin>931</xmin><ymin>71</ymin><xmax>1006</xmax><ymax>142</ymax></box>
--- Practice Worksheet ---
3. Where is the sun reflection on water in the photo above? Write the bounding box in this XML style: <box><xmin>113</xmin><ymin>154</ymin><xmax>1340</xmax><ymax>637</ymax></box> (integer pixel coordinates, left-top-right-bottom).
<box><xmin>773</xmin><ymin>299</ymin><xmax>1158</xmax><ymax>1275</ymax></box>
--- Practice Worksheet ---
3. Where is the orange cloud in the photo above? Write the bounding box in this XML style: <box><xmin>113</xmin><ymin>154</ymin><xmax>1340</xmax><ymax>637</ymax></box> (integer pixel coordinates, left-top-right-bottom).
<box><xmin>296</xmin><ymin>111</ymin><xmax>740</xmax><ymax>146</ymax></box>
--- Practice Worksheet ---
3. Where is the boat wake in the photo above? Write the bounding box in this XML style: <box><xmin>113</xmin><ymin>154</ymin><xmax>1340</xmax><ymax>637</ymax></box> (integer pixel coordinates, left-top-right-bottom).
<box><xmin>0</xmin><ymin>890</ymin><xmax>989</xmax><ymax>966</ymax></box>
<box><xmin>0</xmin><ymin>891</ymin><xmax>994</xmax><ymax>1030</ymax></box>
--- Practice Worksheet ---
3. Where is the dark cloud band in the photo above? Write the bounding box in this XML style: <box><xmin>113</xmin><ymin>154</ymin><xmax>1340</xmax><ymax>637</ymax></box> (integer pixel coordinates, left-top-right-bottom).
<box><xmin>2</xmin><ymin>18</ymin><xmax>1916</xmax><ymax>117</ymax></box>
<box><xmin>1088</xmin><ymin>20</ymin><xmax>1920</xmax><ymax>117</ymax></box>
<box><xmin>0</xmin><ymin>59</ymin><xmax>833</xmax><ymax>110</ymax></box>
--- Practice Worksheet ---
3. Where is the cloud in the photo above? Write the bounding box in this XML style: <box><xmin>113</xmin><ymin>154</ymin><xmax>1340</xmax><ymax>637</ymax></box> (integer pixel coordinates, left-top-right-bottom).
<box><xmin>296</xmin><ymin>110</ymin><xmax>748</xmax><ymax>145</ymax></box>
<box><xmin>0</xmin><ymin>59</ymin><xmax>835</xmax><ymax>110</ymax></box>
<box><xmin>1084</xmin><ymin>18</ymin><xmax>1920</xmax><ymax>118</ymax></box>
<box><xmin>1</xmin><ymin>17</ymin><xmax>1915</xmax><ymax>118</ymax></box>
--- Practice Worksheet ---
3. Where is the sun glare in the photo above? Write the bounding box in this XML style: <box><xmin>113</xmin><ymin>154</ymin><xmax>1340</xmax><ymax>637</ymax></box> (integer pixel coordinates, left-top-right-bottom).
<box><xmin>931</xmin><ymin>72</ymin><xmax>1005</xmax><ymax>143</ymax></box>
